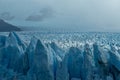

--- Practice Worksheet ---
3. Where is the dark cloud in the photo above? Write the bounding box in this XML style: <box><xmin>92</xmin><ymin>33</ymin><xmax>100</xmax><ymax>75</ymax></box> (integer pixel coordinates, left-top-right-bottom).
<box><xmin>0</xmin><ymin>12</ymin><xmax>15</xmax><ymax>20</ymax></box>
<box><xmin>26</xmin><ymin>7</ymin><xmax>54</xmax><ymax>22</ymax></box>
<box><xmin>25</xmin><ymin>15</ymin><xmax>44</xmax><ymax>22</ymax></box>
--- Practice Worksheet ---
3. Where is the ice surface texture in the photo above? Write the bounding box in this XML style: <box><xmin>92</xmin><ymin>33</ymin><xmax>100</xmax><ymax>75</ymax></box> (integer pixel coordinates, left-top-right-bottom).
<box><xmin>0</xmin><ymin>32</ymin><xmax>120</xmax><ymax>80</ymax></box>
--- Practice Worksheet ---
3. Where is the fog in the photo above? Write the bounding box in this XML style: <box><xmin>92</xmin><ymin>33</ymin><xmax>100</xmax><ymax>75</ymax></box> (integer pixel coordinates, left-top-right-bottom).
<box><xmin>0</xmin><ymin>0</ymin><xmax>120</xmax><ymax>32</ymax></box>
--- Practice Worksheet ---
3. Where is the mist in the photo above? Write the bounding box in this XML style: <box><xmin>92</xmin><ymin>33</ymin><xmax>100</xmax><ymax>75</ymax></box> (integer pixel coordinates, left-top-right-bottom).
<box><xmin>0</xmin><ymin>0</ymin><xmax>120</xmax><ymax>32</ymax></box>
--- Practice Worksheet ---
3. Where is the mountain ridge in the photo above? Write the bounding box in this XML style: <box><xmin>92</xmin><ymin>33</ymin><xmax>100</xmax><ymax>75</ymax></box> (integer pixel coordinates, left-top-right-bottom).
<box><xmin>0</xmin><ymin>19</ymin><xmax>21</xmax><ymax>32</ymax></box>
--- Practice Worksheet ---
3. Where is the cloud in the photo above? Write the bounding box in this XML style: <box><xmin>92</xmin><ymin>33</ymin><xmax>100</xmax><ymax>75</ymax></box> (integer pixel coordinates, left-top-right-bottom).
<box><xmin>26</xmin><ymin>7</ymin><xmax>54</xmax><ymax>22</ymax></box>
<box><xmin>0</xmin><ymin>12</ymin><xmax>15</xmax><ymax>20</ymax></box>
<box><xmin>26</xmin><ymin>15</ymin><xmax>44</xmax><ymax>22</ymax></box>
<box><xmin>1</xmin><ymin>0</ymin><xmax>120</xmax><ymax>31</ymax></box>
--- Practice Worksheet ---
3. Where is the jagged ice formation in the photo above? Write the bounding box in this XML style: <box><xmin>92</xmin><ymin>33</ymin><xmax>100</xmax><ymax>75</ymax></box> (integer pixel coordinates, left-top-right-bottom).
<box><xmin>0</xmin><ymin>32</ymin><xmax>119</xmax><ymax>80</ymax></box>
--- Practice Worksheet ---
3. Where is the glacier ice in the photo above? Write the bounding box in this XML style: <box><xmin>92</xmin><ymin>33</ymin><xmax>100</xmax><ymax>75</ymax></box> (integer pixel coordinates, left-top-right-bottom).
<box><xmin>67</xmin><ymin>47</ymin><xmax>83</xmax><ymax>79</ymax></box>
<box><xmin>56</xmin><ymin>54</ymin><xmax>69</xmax><ymax>80</ymax></box>
<box><xmin>50</xmin><ymin>42</ymin><xmax>65</xmax><ymax>59</ymax></box>
<box><xmin>0</xmin><ymin>32</ymin><xmax>120</xmax><ymax>80</ymax></box>
<box><xmin>28</xmin><ymin>39</ymin><xmax>54</xmax><ymax>80</ymax></box>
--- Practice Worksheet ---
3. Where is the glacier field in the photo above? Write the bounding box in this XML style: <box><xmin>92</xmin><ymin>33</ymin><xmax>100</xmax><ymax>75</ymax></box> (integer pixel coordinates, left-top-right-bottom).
<box><xmin>0</xmin><ymin>32</ymin><xmax>120</xmax><ymax>80</ymax></box>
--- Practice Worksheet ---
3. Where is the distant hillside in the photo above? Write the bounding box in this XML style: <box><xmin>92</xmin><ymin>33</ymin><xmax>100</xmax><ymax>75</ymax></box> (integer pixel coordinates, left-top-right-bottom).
<box><xmin>0</xmin><ymin>19</ymin><xmax>21</xmax><ymax>32</ymax></box>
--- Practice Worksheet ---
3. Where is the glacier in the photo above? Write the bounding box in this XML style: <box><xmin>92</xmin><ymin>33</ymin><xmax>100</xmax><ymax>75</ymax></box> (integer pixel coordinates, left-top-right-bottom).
<box><xmin>0</xmin><ymin>32</ymin><xmax>120</xmax><ymax>80</ymax></box>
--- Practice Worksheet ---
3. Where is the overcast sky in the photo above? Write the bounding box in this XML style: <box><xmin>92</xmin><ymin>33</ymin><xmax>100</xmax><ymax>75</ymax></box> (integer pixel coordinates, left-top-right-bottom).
<box><xmin>0</xmin><ymin>0</ymin><xmax>120</xmax><ymax>31</ymax></box>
